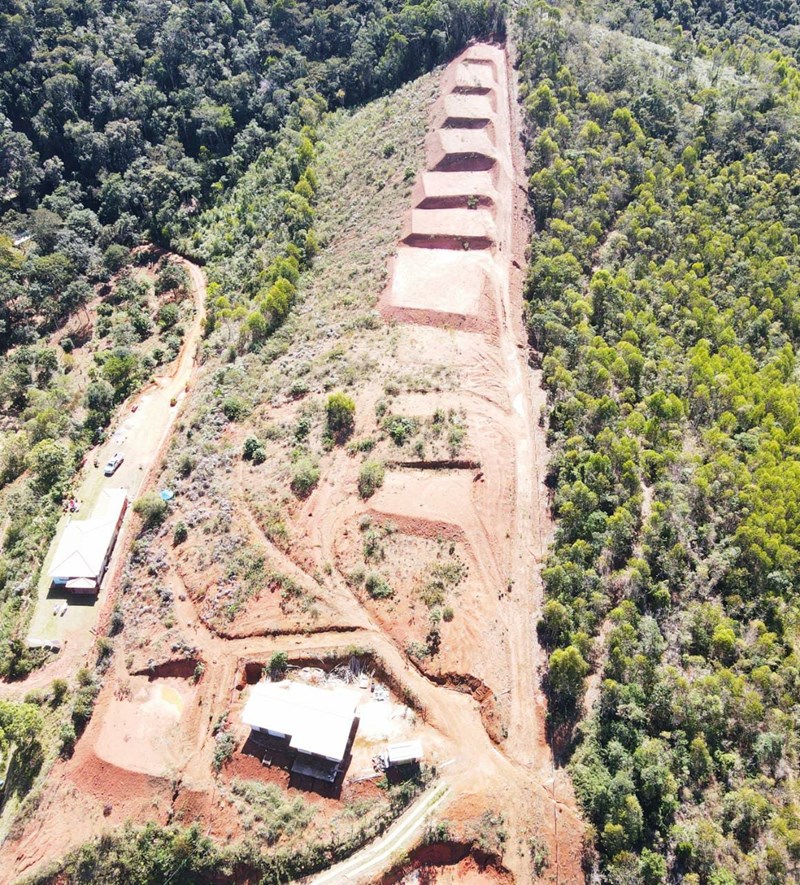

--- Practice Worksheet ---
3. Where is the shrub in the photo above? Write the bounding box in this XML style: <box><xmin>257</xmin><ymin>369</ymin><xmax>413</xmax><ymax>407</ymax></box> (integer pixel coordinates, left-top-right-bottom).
<box><xmin>358</xmin><ymin>460</ymin><xmax>385</xmax><ymax>499</ymax></box>
<box><xmin>269</xmin><ymin>651</ymin><xmax>289</xmax><ymax>675</ymax></box>
<box><xmin>59</xmin><ymin>721</ymin><xmax>77</xmax><ymax>757</ymax></box>
<box><xmin>109</xmin><ymin>606</ymin><xmax>124</xmax><ymax>636</ymax></box>
<box><xmin>222</xmin><ymin>396</ymin><xmax>248</xmax><ymax>422</ymax></box>
<box><xmin>242</xmin><ymin>436</ymin><xmax>262</xmax><ymax>460</ymax></box>
<box><xmin>173</xmin><ymin>521</ymin><xmax>188</xmax><ymax>545</ymax></box>
<box><xmin>326</xmin><ymin>391</ymin><xmax>355</xmax><ymax>439</ymax></box>
<box><xmin>177</xmin><ymin>454</ymin><xmax>195</xmax><ymax>477</ymax></box>
<box><xmin>158</xmin><ymin>302</ymin><xmax>180</xmax><ymax>329</ymax></box>
<box><xmin>291</xmin><ymin>457</ymin><xmax>320</xmax><ymax>497</ymax></box>
<box><xmin>155</xmin><ymin>261</ymin><xmax>188</xmax><ymax>296</ymax></box>
<box><xmin>26</xmin><ymin>438</ymin><xmax>71</xmax><ymax>491</ymax></box>
<box><xmin>50</xmin><ymin>678</ymin><xmax>69</xmax><ymax>705</ymax></box>
<box><xmin>365</xmin><ymin>573</ymin><xmax>393</xmax><ymax>599</ymax></box>
<box><xmin>213</xmin><ymin>731</ymin><xmax>237</xmax><ymax>771</ymax></box>
<box><xmin>384</xmin><ymin>415</ymin><xmax>417</xmax><ymax>446</ymax></box>
<box><xmin>547</xmin><ymin>645</ymin><xmax>589</xmax><ymax>714</ymax></box>
<box><xmin>133</xmin><ymin>492</ymin><xmax>168</xmax><ymax>529</ymax></box>
<box><xmin>103</xmin><ymin>243</ymin><xmax>132</xmax><ymax>274</ymax></box>
<box><xmin>84</xmin><ymin>380</ymin><xmax>115</xmax><ymax>426</ymax></box>
<box><xmin>72</xmin><ymin>683</ymin><xmax>99</xmax><ymax>728</ymax></box>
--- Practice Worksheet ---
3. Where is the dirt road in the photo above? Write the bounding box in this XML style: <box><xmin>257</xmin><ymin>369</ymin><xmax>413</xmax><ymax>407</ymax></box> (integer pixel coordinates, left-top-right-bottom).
<box><xmin>6</xmin><ymin>256</ymin><xmax>206</xmax><ymax>696</ymax></box>
<box><xmin>309</xmin><ymin>787</ymin><xmax>449</xmax><ymax>885</ymax></box>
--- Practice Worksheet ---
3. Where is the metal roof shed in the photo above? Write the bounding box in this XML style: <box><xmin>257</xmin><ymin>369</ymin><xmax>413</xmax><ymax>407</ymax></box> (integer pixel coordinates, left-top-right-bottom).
<box><xmin>387</xmin><ymin>740</ymin><xmax>423</xmax><ymax>766</ymax></box>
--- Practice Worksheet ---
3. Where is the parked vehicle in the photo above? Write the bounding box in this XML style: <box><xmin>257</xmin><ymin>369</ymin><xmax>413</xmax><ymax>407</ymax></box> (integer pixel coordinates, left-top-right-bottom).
<box><xmin>104</xmin><ymin>453</ymin><xmax>124</xmax><ymax>476</ymax></box>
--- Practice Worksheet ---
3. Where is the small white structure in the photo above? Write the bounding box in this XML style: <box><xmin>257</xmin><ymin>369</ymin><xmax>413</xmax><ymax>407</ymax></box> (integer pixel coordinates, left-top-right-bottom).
<box><xmin>48</xmin><ymin>488</ymin><xmax>128</xmax><ymax>594</ymax></box>
<box><xmin>386</xmin><ymin>740</ymin><xmax>423</xmax><ymax>767</ymax></box>
<box><xmin>242</xmin><ymin>681</ymin><xmax>358</xmax><ymax>775</ymax></box>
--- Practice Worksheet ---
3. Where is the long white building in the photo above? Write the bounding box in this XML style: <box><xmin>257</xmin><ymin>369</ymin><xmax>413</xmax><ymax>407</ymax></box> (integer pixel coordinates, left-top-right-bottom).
<box><xmin>48</xmin><ymin>488</ymin><xmax>128</xmax><ymax>593</ymax></box>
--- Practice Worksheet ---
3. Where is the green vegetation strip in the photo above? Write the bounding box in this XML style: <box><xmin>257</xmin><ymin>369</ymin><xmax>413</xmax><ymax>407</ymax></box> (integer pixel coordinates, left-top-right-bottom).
<box><xmin>519</xmin><ymin>1</ymin><xmax>800</xmax><ymax>881</ymax></box>
<box><xmin>25</xmin><ymin>774</ymin><xmax>435</xmax><ymax>885</ymax></box>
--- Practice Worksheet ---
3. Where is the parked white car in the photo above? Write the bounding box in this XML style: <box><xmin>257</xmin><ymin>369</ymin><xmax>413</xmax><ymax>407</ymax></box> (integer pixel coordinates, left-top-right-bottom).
<box><xmin>104</xmin><ymin>453</ymin><xmax>124</xmax><ymax>476</ymax></box>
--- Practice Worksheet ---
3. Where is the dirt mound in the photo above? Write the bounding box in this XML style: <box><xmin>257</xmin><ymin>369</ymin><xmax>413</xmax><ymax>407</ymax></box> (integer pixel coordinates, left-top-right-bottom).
<box><xmin>67</xmin><ymin>750</ymin><xmax>168</xmax><ymax>804</ymax></box>
<box><xmin>376</xmin><ymin>840</ymin><xmax>513</xmax><ymax>885</ymax></box>
<box><xmin>131</xmin><ymin>656</ymin><xmax>201</xmax><ymax>679</ymax></box>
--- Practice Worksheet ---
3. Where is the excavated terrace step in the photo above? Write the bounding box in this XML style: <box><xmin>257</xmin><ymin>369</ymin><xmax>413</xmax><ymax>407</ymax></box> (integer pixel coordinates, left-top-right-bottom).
<box><xmin>442</xmin><ymin>93</ymin><xmax>495</xmax><ymax>128</ymax></box>
<box><xmin>387</xmin><ymin>247</ymin><xmax>495</xmax><ymax>315</ymax></box>
<box><xmin>403</xmin><ymin>208</ymin><xmax>496</xmax><ymax>249</ymax></box>
<box><xmin>428</xmin><ymin>129</ymin><xmax>498</xmax><ymax>172</ymax></box>
<box><xmin>462</xmin><ymin>44</ymin><xmax>504</xmax><ymax>70</ymax></box>
<box><xmin>415</xmin><ymin>171</ymin><xmax>498</xmax><ymax>209</ymax></box>
<box><xmin>454</xmin><ymin>62</ymin><xmax>497</xmax><ymax>94</ymax></box>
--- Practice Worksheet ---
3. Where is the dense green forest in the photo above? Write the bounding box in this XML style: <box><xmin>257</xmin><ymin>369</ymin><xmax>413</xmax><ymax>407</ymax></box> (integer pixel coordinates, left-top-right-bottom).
<box><xmin>0</xmin><ymin>0</ymin><xmax>503</xmax><ymax>352</ymax></box>
<box><xmin>519</xmin><ymin>0</ymin><xmax>800</xmax><ymax>881</ymax></box>
<box><xmin>597</xmin><ymin>0</ymin><xmax>800</xmax><ymax>55</ymax></box>
<box><xmin>3</xmin><ymin>0</ymin><xmax>800</xmax><ymax>881</ymax></box>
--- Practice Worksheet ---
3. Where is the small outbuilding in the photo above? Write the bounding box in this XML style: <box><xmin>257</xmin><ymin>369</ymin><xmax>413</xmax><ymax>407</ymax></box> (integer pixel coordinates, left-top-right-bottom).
<box><xmin>242</xmin><ymin>681</ymin><xmax>359</xmax><ymax>782</ymax></box>
<box><xmin>386</xmin><ymin>739</ymin><xmax>423</xmax><ymax>767</ymax></box>
<box><xmin>48</xmin><ymin>488</ymin><xmax>128</xmax><ymax>594</ymax></box>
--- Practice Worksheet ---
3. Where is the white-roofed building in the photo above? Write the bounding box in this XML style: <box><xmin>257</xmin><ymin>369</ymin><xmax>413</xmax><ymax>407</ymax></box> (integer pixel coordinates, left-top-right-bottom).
<box><xmin>48</xmin><ymin>488</ymin><xmax>128</xmax><ymax>594</ymax></box>
<box><xmin>386</xmin><ymin>739</ymin><xmax>423</xmax><ymax>767</ymax></box>
<box><xmin>241</xmin><ymin>681</ymin><xmax>359</xmax><ymax>780</ymax></box>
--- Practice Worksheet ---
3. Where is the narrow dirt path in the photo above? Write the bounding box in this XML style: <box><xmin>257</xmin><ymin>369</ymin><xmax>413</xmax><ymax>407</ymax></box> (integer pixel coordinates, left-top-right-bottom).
<box><xmin>308</xmin><ymin>786</ymin><xmax>449</xmax><ymax>885</ymax></box>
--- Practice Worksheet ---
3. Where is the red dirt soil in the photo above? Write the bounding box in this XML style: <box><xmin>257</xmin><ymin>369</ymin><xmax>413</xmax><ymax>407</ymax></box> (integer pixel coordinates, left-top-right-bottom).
<box><xmin>376</xmin><ymin>841</ymin><xmax>514</xmax><ymax>885</ymax></box>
